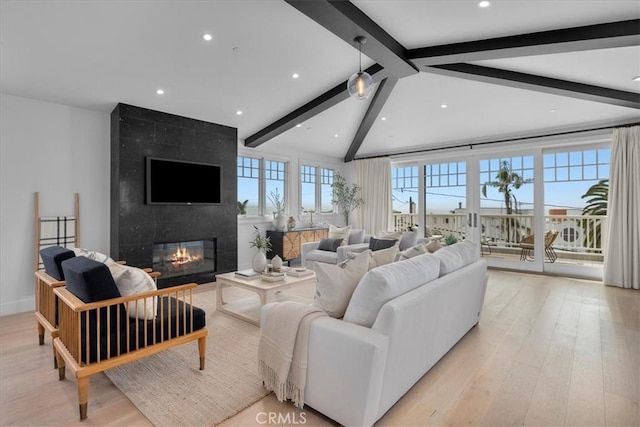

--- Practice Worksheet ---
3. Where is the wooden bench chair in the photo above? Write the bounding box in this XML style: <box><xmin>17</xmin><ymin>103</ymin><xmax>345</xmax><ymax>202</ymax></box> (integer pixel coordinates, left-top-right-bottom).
<box><xmin>53</xmin><ymin>256</ymin><xmax>207</xmax><ymax>420</ymax></box>
<box><xmin>35</xmin><ymin>246</ymin><xmax>159</xmax><ymax>368</ymax></box>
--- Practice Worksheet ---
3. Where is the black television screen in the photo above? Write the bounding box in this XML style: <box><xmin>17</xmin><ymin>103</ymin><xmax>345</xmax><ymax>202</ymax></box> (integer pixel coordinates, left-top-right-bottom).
<box><xmin>146</xmin><ymin>157</ymin><xmax>222</xmax><ymax>205</ymax></box>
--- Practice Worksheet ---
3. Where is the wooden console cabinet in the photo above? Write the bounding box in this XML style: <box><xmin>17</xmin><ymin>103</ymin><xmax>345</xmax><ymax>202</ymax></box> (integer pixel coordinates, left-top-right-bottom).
<box><xmin>267</xmin><ymin>227</ymin><xmax>329</xmax><ymax>261</ymax></box>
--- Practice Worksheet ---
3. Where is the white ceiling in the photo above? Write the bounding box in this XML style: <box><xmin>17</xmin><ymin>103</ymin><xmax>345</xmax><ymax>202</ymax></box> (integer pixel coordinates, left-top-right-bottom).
<box><xmin>1</xmin><ymin>0</ymin><xmax>639</xmax><ymax>162</ymax></box>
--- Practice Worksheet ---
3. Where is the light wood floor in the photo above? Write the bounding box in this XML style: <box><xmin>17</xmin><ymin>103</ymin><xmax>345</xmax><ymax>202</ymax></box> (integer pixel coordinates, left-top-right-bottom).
<box><xmin>1</xmin><ymin>269</ymin><xmax>638</xmax><ymax>426</ymax></box>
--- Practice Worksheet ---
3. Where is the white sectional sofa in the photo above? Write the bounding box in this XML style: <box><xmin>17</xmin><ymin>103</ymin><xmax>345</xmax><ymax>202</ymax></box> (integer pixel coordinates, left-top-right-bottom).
<box><xmin>261</xmin><ymin>241</ymin><xmax>488</xmax><ymax>427</ymax></box>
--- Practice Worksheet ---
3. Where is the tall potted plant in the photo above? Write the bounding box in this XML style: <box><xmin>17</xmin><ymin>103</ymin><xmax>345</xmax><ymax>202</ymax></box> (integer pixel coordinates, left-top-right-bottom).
<box><xmin>331</xmin><ymin>172</ymin><xmax>364</xmax><ymax>226</ymax></box>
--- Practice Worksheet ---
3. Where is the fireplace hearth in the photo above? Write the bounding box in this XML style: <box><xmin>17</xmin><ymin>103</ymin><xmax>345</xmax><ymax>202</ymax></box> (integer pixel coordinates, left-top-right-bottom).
<box><xmin>152</xmin><ymin>239</ymin><xmax>216</xmax><ymax>281</ymax></box>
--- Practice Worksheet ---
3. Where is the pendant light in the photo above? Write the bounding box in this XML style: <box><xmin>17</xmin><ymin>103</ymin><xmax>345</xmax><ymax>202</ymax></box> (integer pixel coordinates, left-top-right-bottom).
<box><xmin>347</xmin><ymin>36</ymin><xmax>373</xmax><ymax>100</ymax></box>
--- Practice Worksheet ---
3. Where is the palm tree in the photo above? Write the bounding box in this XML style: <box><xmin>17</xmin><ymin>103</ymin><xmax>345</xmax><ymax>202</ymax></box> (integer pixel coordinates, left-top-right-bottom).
<box><xmin>482</xmin><ymin>160</ymin><xmax>533</xmax><ymax>243</ymax></box>
<box><xmin>581</xmin><ymin>179</ymin><xmax>608</xmax><ymax>251</ymax></box>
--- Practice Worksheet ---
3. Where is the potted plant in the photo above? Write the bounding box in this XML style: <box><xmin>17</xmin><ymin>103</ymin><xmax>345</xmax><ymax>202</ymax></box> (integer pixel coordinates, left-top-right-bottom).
<box><xmin>444</xmin><ymin>233</ymin><xmax>458</xmax><ymax>246</ymax></box>
<box><xmin>237</xmin><ymin>199</ymin><xmax>249</xmax><ymax>216</ymax></box>
<box><xmin>249</xmin><ymin>225</ymin><xmax>272</xmax><ymax>272</ymax></box>
<box><xmin>268</xmin><ymin>188</ymin><xmax>287</xmax><ymax>231</ymax></box>
<box><xmin>331</xmin><ymin>172</ymin><xmax>364</xmax><ymax>226</ymax></box>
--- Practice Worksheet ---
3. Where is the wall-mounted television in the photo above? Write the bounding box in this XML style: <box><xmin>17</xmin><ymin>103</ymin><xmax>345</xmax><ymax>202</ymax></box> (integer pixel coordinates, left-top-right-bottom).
<box><xmin>146</xmin><ymin>157</ymin><xmax>222</xmax><ymax>205</ymax></box>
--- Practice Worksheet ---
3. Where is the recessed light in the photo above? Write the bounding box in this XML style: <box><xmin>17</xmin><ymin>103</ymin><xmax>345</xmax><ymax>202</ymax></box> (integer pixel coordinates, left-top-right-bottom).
<box><xmin>156</xmin><ymin>89</ymin><xmax>165</xmax><ymax>95</ymax></box>
<box><xmin>440</xmin><ymin>104</ymin><xmax>448</xmax><ymax>109</ymax></box>
<box><xmin>633</xmin><ymin>76</ymin><xmax>640</xmax><ymax>81</ymax></box>
<box><xmin>334</xmin><ymin>134</ymin><xmax>339</xmax><ymax>138</ymax></box>
<box><xmin>292</xmin><ymin>73</ymin><xmax>300</xmax><ymax>79</ymax></box>
<box><xmin>236</xmin><ymin>110</ymin><xmax>243</xmax><ymax>115</ymax></box>
<box><xmin>550</xmin><ymin>108</ymin><xmax>557</xmax><ymax>113</ymax></box>
<box><xmin>202</xmin><ymin>33</ymin><xmax>213</xmax><ymax>42</ymax></box>
<box><xmin>295</xmin><ymin>124</ymin><xmax>302</xmax><ymax>128</ymax></box>
<box><xmin>381</xmin><ymin>117</ymin><xmax>387</xmax><ymax>121</ymax></box>
<box><xmin>478</xmin><ymin>1</ymin><xmax>491</xmax><ymax>8</ymax></box>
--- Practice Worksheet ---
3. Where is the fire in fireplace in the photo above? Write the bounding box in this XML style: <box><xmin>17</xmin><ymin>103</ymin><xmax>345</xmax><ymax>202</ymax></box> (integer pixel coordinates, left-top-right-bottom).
<box><xmin>152</xmin><ymin>239</ymin><xmax>216</xmax><ymax>280</ymax></box>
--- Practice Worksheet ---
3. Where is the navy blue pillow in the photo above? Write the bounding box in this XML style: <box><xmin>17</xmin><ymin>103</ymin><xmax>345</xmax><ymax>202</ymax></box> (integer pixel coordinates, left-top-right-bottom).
<box><xmin>318</xmin><ymin>238</ymin><xmax>343</xmax><ymax>252</ymax></box>
<box><xmin>40</xmin><ymin>246</ymin><xmax>76</xmax><ymax>280</ymax></box>
<box><xmin>368</xmin><ymin>237</ymin><xmax>398</xmax><ymax>251</ymax></box>
<box><xmin>61</xmin><ymin>257</ymin><xmax>121</xmax><ymax>303</ymax></box>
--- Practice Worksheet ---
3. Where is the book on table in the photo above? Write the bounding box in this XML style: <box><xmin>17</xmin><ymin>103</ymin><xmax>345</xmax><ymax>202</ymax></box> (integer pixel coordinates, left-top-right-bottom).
<box><xmin>235</xmin><ymin>269</ymin><xmax>262</xmax><ymax>280</ymax></box>
<box><xmin>287</xmin><ymin>268</ymin><xmax>314</xmax><ymax>277</ymax></box>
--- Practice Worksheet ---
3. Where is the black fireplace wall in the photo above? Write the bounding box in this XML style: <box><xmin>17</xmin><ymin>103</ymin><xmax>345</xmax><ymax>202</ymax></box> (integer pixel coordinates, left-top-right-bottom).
<box><xmin>110</xmin><ymin>103</ymin><xmax>237</xmax><ymax>286</ymax></box>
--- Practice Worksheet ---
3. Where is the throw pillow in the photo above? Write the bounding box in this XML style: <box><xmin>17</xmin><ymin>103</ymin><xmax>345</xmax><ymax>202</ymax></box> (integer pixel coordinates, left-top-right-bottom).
<box><xmin>312</xmin><ymin>251</ymin><xmax>370</xmax><ymax>318</ymax></box>
<box><xmin>348</xmin><ymin>229</ymin><xmax>365</xmax><ymax>245</ymax></box>
<box><xmin>74</xmin><ymin>247</ymin><xmax>115</xmax><ymax>265</ymax></box>
<box><xmin>343</xmin><ymin>253</ymin><xmax>441</xmax><ymax>327</ymax></box>
<box><xmin>108</xmin><ymin>263</ymin><xmax>157</xmax><ymax>320</ymax></box>
<box><xmin>329</xmin><ymin>224</ymin><xmax>352</xmax><ymax>246</ymax></box>
<box><xmin>426</xmin><ymin>239</ymin><xmax>443</xmax><ymax>253</ymax></box>
<box><xmin>398</xmin><ymin>231</ymin><xmax>418</xmax><ymax>251</ymax></box>
<box><xmin>368</xmin><ymin>237</ymin><xmax>398</xmax><ymax>251</ymax></box>
<box><xmin>317</xmin><ymin>238</ymin><xmax>343</xmax><ymax>252</ymax></box>
<box><xmin>369</xmin><ymin>243</ymin><xmax>399</xmax><ymax>270</ymax></box>
<box><xmin>398</xmin><ymin>243</ymin><xmax>428</xmax><ymax>260</ymax></box>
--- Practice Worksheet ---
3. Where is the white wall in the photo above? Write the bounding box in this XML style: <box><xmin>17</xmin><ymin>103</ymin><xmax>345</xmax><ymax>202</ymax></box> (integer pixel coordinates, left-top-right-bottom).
<box><xmin>0</xmin><ymin>94</ymin><xmax>110</xmax><ymax>315</ymax></box>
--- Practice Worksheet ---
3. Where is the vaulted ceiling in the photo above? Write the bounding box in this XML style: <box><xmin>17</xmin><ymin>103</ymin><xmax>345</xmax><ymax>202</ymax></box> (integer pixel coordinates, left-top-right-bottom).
<box><xmin>1</xmin><ymin>1</ymin><xmax>638</xmax><ymax>162</ymax></box>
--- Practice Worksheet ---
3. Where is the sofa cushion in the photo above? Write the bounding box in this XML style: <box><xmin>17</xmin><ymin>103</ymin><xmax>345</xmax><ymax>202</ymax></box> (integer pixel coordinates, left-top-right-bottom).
<box><xmin>348</xmin><ymin>229</ymin><xmax>365</xmax><ymax>245</ymax></box>
<box><xmin>432</xmin><ymin>246</ymin><xmax>464</xmax><ymax>276</ymax></box>
<box><xmin>73</xmin><ymin>247</ymin><xmax>115</xmax><ymax>265</ymax></box>
<box><xmin>369</xmin><ymin>243</ymin><xmax>399</xmax><ymax>269</ymax></box>
<box><xmin>312</xmin><ymin>251</ymin><xmax>370</xmax><ymax>318</ymax></box>
<box><xmin>40</xmin><ymin>246</ymin><xmax>76</xmax><ymax>280</ymax></box>
<box><xmin>368</xmin><ymin>237</ymin><xmax>398</xmax><ymax>251</ymax></box>
<box><xmin>398</xmin><ymin>243</ymin><xmax>428</xmax><ymax>260</ymax></box>
<box><xmin>317</xmin><ymin>238</ymin><xmax>343</xmax><ymax>252</ymax></box>
<box><xmin>329</xmin><ymin>225</ymin><xmax>352</xmax><ymax>246</ymax></box>
<box><xmin>306</xmin><ymin>249</ymin><xmax>338</xmax><ymax>264</ymax></box>
<box><xmin>378</xmin><ymin>230</ymin><xmax>403</xmax><ymax>241</ymax></box>
<box><xmin>108</xmin><ymin>263</ymin><xmax>157</xmax><ymax>320</ymax></box>
<box><xmin>398</xmin><ymin>232</ymin><xmax>418</xmax><ymax>251</ymax></box>
<box><xmin>62</xmin><ymin>256</ymin><xmax>121</xmax><ymax>303</ymax></box>
<box><xmin>343</xmin><ymin>253</ymin><xmax>441</xmax><ymax>327</ymax></box>
<box><xmin>454</xmin><ymin>240</ymin><xmax>480</xmax><ymax>265</ymax></box>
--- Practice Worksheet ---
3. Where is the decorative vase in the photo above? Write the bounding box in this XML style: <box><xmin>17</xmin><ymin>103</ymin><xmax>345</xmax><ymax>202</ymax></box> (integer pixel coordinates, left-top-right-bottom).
<box><xmin>252</xmin><ymin>250</ymin><xmax>267</xmax><ymax>273</ymax></box>
<box><xmin>272</xmin><ymin>254</ymin><xmax>283</xmax><ymax>271</ymax></box>
<box><xmin>273</xmin><ymin>212</ymin><xmax>287</xmax><ymax>231</ymax></box>
<box><xmin>287</xmin><ymin>216</ymin><xmax>296</xmax><ymax>231</ymax></box>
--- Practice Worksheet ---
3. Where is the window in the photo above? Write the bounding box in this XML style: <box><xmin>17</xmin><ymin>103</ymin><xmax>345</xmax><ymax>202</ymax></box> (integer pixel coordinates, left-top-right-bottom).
<box><xmin>237</xmin><ymin>156</ymin><xmax>287</xmax><ymax>216</ymax></box>
<box><xmin>301</xmin><ymin>165</ymin><xmax>336</xmax><ymax>214</ymax></box>
<box><xmin>392</xmin><ymin>166</ymin><xmax>419</xmax><ymax>214</ymax></box>
<box><xmin>237</xmin><ymin>156</ymin><xmax>260</xmax><ymax>216</ymax></box>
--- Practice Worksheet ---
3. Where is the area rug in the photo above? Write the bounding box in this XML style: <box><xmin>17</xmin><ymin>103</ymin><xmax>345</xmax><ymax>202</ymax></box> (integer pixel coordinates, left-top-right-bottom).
<box><xmin>105</xmin><ymin>289</ymin><xmax>268</xmax><ymax>426</ymax></box>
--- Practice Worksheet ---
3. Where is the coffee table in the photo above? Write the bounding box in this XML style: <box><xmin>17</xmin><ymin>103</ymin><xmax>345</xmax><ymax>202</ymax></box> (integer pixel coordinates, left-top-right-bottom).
<box><xmin>215</xmin><ymin>271</ymin><xmax>316</xmax><ymax>326</ymax></box>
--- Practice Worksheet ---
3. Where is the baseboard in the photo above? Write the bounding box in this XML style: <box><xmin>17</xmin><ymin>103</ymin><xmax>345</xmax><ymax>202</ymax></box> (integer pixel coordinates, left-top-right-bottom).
<box><xmin>0</xmin><ymin>297</ymin><xmax>35</xmax><ymax>316</ymax></box>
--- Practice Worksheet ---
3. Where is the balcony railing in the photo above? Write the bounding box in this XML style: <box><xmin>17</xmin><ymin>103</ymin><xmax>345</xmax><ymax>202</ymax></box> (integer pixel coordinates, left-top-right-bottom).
<box><xmin>392</xmin><ymin>212</ymin><xmax>606</xmax><ymax>259</ymax></box>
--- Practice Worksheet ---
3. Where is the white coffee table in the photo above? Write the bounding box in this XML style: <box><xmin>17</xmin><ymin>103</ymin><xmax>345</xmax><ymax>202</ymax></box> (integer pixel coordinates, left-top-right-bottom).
<box><xmin>215</xmin><ymin>271</ymin><xmax>316</xmax><ymax>326</ymax></box>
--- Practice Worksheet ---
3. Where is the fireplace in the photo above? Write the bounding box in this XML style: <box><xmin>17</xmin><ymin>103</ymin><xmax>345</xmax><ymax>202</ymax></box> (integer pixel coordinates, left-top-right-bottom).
<box><xmin>152</xmin><ymin>239</ymin><xmax>216</xmax><ymax>282</ymax></box>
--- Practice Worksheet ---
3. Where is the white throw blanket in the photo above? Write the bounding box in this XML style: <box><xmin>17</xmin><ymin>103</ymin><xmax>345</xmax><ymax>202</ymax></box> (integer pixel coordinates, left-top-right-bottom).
<box><xmin>258</xmin><ymin>301</ymin><xmax>327</xmax><ymax>408</ymax></box>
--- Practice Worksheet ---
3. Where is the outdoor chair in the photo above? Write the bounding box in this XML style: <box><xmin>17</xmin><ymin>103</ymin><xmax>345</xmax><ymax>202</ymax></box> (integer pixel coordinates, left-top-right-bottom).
<box><xmin>519</xmin><ymin>230</ymin><xmax>559</xmax><ymax>262</ymax></box>
<box><xmin>53</xmin><ymin>256</ymin><xmax>207</xmax><ymax>420</ymax></box>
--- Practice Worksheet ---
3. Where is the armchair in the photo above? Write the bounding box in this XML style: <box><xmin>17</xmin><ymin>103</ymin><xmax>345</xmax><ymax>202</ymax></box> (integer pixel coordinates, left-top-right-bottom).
<box><xmin>301</xmin><ymin>229</ymin><xmax>370</xmax><ymax>269</ymax></box>
<box><xmin>53</xmin><ymin>256</ymin><xmax>207</xmax><ymax>420</ymax></box>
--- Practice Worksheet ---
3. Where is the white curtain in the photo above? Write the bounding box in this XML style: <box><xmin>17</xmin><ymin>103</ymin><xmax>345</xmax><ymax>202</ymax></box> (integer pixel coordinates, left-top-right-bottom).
<box><xmin>603</xmin><ymin>125</ymin><xmax>640</xmax><ymax>289</ymax></box>
<box><xmin>355</xmin><ymin>157</ymin><xmax>392</xmax><ymax>234</ymax></box>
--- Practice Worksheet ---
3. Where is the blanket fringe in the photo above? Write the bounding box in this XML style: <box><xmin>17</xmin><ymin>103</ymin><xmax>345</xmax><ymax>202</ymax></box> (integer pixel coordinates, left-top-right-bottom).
<box><xmin>258</xmin><ymin>361</ymin><xmax>304</xmax><ymax>408</ymax></box>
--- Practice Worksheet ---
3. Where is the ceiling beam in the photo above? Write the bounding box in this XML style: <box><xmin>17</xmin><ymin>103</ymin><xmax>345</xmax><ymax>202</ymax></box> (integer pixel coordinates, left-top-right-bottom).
<box><xmin>425</xmin><ymin>63</ymin><xmax>640</xmax><ymax>110</ymax></box>
<box><xmin>244</xmin><ymin>64</ymin><xmax>388</xmax><ymax>148</ymax></box>
<box><xmin>344</xmin><ymin>76</ymin><xmax>399</xmax><ymax>163</ymax></box>
<box><xmin>409</xmin><ymin>19</ymin><xmax>640</xmax><ymax>66</ymax></box>
<box><xmin>284</xmin><ymin>0</ymin><xmax>418</xmax><ymax>78</ymax></box>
